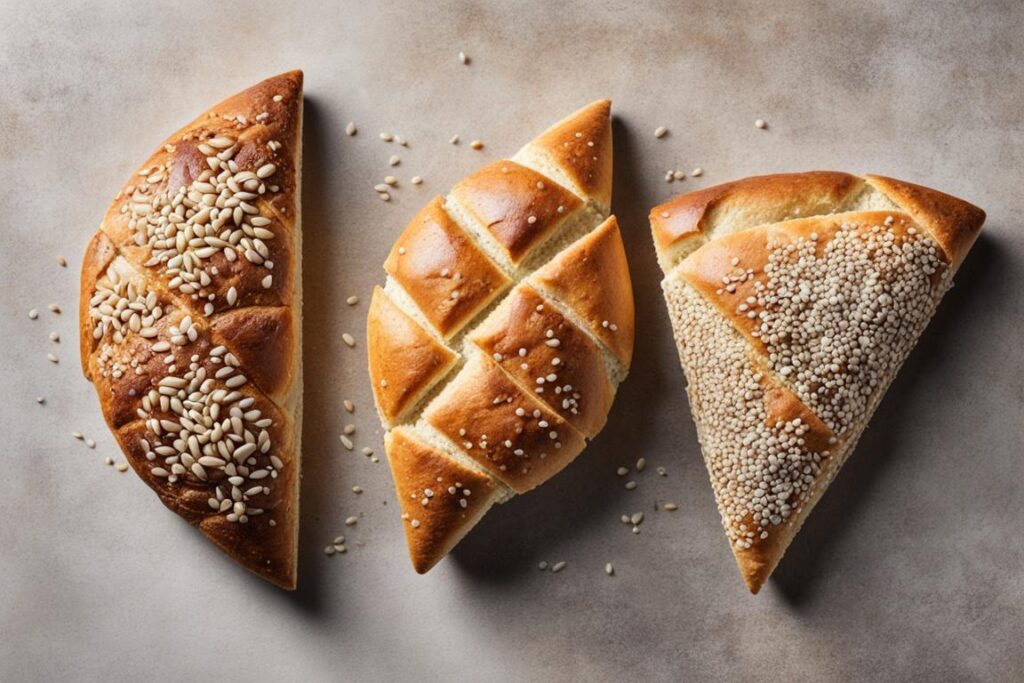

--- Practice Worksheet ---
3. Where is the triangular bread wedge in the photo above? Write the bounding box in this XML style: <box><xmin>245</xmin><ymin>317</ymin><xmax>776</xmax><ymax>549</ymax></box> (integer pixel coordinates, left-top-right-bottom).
<box><xmin>650</xmin><ymin>172</ymin><xmax>984</xmax><ymax>593</ymax></box>
<box><xmin>79</xmin><ymin>72</ymin><xmax>304</xmax><ymax>589</ymax></box>
<box><xmin>368</xmin><ymin>102</ymin><xmax>634</xmax><ymax>572</ymax></box>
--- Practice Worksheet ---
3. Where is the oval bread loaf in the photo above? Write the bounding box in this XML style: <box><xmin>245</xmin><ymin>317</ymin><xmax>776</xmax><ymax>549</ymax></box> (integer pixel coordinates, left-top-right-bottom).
<box><xmin>79</xmin><ymin>72</ymin><xmax>304</xmax><ymax>589</ymax></box>
<box><xmin>368</xmin><ymin>101</ymin><xmax>634</xmax><ymax>572</ymax></box>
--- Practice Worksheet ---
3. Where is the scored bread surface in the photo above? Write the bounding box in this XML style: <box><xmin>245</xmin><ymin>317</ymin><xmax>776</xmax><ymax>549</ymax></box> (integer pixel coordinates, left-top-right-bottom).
<box><xmin>650</xmin><ymin>172</ymin><xmax>984</xmax><ymax>593</ymax></box>
<box><xmin>79</xmin><ymin>72</ymin><xmax>304</xmax><ymax>589</ymax></box>
<box><xmin>368</xmin><ymin>101</ymin><xmax>634</xmax><ymax>573</ymax></box>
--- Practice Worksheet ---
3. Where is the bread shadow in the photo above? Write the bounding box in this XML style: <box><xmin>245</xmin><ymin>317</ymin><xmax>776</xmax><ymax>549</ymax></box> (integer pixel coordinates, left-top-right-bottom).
<box><xmin>449</xmin><ymin>116</ymin><xmax>692</xmax><ymax>582</ymax></box>
<box><xmin>770</xmin><ymin>232</ymin><xmax>1000</xmax><ymax>607</ymax></box>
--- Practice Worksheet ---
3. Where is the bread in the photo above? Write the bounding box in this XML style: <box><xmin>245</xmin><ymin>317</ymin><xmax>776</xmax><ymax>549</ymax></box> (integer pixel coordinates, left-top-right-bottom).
<box><xmin>79</xmin><ymin>71</ymin><xmax>304</xmax><ymax>589</ymax></box>
<box><xmin>650</xmin><ymin>172</ymin><xmax>984</xmax><ymax>593</ymax></box>
<box><xmin>368</xmin><ymin>101</ymin><xmax>634</xmax><ymax>572</ymax></box>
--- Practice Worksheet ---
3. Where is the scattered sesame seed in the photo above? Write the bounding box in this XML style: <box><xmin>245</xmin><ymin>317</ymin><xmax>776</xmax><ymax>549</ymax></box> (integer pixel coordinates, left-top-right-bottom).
<box><xmin>755</xmin><ymin>118</ymin><xmax>767</xmax><ymax>129</ymax></box>
<box><xmin>334</xmin><ymin>535</ymin><xmax>346</xmax><ymax>544</ymax></box>
<box><xmin>551</xmin><ymin>561</ymin><xmax>567</xmax><ymax>573</ymax></box>
<box><xmin>538</xmin><ymin>561</ymin><xmax>548</xmax><ymax>570</ymax></box>
<box><xmin>343</xmin><ymin>333</ymin><xmax>356</xmax><ymax>348</ymax></box>
<box><xmin>691</xmin><ymin>168</ymin><xmax>703</xmax><ymax>177</ymax></box>
<box><xmin>630</xmin><ymin>512</ymin><xmax>645</xmax><ymax>525</ymax></box>
<box><xmin>340</xmin><ymin>435</ymin><xmax>354</xmax><ymax>450</ymax></box>
<box><xmin>352</xmin><ymin>485</ymin><xmax>363</xmax><ymax>494</ymax></box>
<box><xmin>347</xmin><ymin>295</ymin><xmax>359</xmax><ymax>306</ymax></box>
<box><xmin>389</xmin><ymin>155</ymin><xmax>401</xmax><ymax>167</ymax></box>
<box><xmin>324</xmin><ymin>545</ymin><xmax>336</xmax><ymax>556</ymax></box>
<box><xmin>344</xmin><ymin>400</ymin><xmax>355</xmax><ymax>413</ymax></box>
<box><xmin>458</xmin><ymin>51</ymin><xmax>469</xmax><ymax>65</ymax></box>
<box><xmin>374</xmin><ymin>183</ymin><xmax>390</xmax><ymax>193</ymax></box>
<box><xmin>449</xmin><ymin>134</ymin><xmax>460</xmax><ymax>145</ymax></box>
<box><xmin>620</xmin><ymin>514</ymin><xmax>630</xmax><ymax>524</ymax></box>
<box><xmin>49</xmin><ymin>331</ymin><xmax>59</xmax><ymax>343</ymax></box>
<box><xmin>28</xmin><ymin>309</ymin><xmax>38</xmax><ymax>320</ymax></box>
<box><xmin>57</xmin><ymin>256</ymin><xmax>67</xmax><ymax>267</ymax></box>
<box><xmin>345</xmin><ymin>516</ymin><xmax>358</xmax><ymax>526</ymax></box>
<box><xmin>636</xmin><ymin>457</ymin><xmax>646</xmax><ymax>472</ymax></box>
<box><xmin>361</xmin><ymin>447</ymin><xmax>374</xmax><ymax>456</ymax></box>
<box><xmin>384</xmin><ymin>176</ymin><xmax>398</xmax><ymax>186</ymax></box>
<box><xmin>616</xmin><ymin>466</ymin><xmax>629</xmax><ymax>476</ymax></box>
<box><xmin>664</xmin><ymin>503</ymin><xmax>679</xmax><ymax>511</ymax></box>
<box><xmin>72</xmin><ymin>432</ymin><xmax>84</xmax><ymax>440</ymax></box>
<box><xmin>47</xmin><ymin>353</ymin><xmax>59</xmax><ymax>364</ymax></box>
<box><xmin>656</xmin><ymin>466</ymin><xmax>667</xmax><ymax>477</ymax></box>
<box><xmin>346</xmin><ymin>122</ymin><xmax>357</xmax><ymax>136</ymax></box>
<box><xmin>48</xmin><ymin>304</ymin><xmax>61</xmax><ymax>314</ymax></box>
<box><xmin>605</xmin><ymin>563</ymin><xmax>614</xmax><ymax>576</ymax></box>
<box><xmin>344</xmin><ymin>424</ymin><xmax>356</xmax><ymax>435</ymax></box>
<box><xmin>36</xmin><ymin>396</ymin><xmax>45</xmax><ymax>405</ymax></box>
<box><xmin>380</xmin><ymin>132</ymin><xmax>393</xmax><ymax>142</ymax></box>
<box><xmin>86</xmin><ymin>439</ymin><xmax>96</xmax><ymax>449</ymax></box>
<box><xmin>624</xmin><ymin>481</ymin><xmax>637</xmax><ymax>490</ymax></box>
<box><xmin>105</xmin><ymin>457</ymin><xmax>114</xmax><ymax>466</ymax></box>
<box><xmin>654</xmin><ymin>126</ymin><xmax>668</xmax><ymax>139</ymax></box>
<box><xmin>410</xmin><ymin>176</ymin><xmax>423</xmax><ymax>185</ymax></box>
<box><xmin>672</xmin><ymin>170</ymin><xmax>685</xmax><ymax>181</ymax></box>
<box><xmin>116</xmin><ymin>462</ymin><xmax>129</xmax><ymax>472</ymax></box>
<box><xmin>378</xmin><ymin>192</ymin><xmax>391</xmax><ymax>202</ymax></box>
<box><xmin>470</xmin><ymin>140</ymin><xmax>484</xmax><ymax>150</ymax></box>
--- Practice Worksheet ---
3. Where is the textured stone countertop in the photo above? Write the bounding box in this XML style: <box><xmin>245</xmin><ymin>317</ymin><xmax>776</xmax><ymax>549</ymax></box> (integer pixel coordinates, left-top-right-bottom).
<box><xmin>2</xmin><ymin>1</ymin><xmax>1021</xmax><ymax>680</ymax></box>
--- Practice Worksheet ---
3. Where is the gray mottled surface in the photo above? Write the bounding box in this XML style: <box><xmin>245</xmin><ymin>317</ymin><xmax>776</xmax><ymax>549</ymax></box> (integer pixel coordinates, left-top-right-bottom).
<box><xmin>1</xmin><ymin>1</ymin><xmax>1021</xmax><ymax>681</ymax></box>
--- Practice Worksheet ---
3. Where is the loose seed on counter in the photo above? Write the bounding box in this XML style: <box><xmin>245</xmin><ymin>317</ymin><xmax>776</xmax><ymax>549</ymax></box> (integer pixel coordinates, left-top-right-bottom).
<box><xmin>352</xmin><ymin>486</ymin><xmax>363</xmax><ymax>494</ymax></box>
<box><xmin>340</xmin><ymin>435</ymin><xmax>354</xmax><ymax>450</ymax></box>
<box><xmin>86</xmin><ymin>439</ymin><xmax>96</xmax><ymax>449</ymax></box>
<box><xmin>410</xmin><ymin>176</ymin><xmax>423</xmax><ymax>185</ymax></box>
<box><xmin>344</xmin><ymin>424</ymin><xmax>356</xmax><ymax>435</ymax></box>
<box><xmin>538</xmin><ymin>561</ymin><xmax>548</xmax><ymax>570</ymax></box>
<box><xmin>388</xmin><ymin>155</ymin><xmax>401</xmax><ymax>167</ymax></box>
<box><xmin>116</xmin><ymin>462</ymin><xmax>129</xmax><ymax>472</ymax></box>
<box><xmin>631</xmin><ymin>512</ymin><xmax>645</xmax><ymax>525</ymax></box>
<box><xmin>755</xmin><ymin>118</ymin><xmax>767</xmax><ymax>129</ymax></box>
<box><xmin>57</xmin><ymin>256</ymin><xmax>67</xmax><ymax>267</ymax></box>
<box><xmin>342</xmin><ymin>333</ymin><xmax>356</xmax><ymax>347</ymax></box>
<box><xmin>379</xmin><ymin>132</ymin><xmax>393</xmax><ymax>142</ymax></box>
<box><xmin>551</xmin><ymin>561</ymin><xmax>567</xmax><ymax>573</ymax></box>
<box><xmin>346</xmin><ymin>295</ymin><xmax>359</xmax><ymax>306</ymax></box>
<box><xmin>105</xmin><ymin>457</ymin><xmax>114</xmax><ymax>466</ymax></box>
<box><xmin>345</xmin><ymin>516</ymin><xmax>358</xmax><ymax>526</ymax></box>
<box><xmin>49</xmin><ymin>331</ymin><xmax>60</xmax><ymax>342</ymax></box>
<box><xmin>28</xmin><ymin>309</ymin><xmax>38</xmax><ymax>320</ymax></box>
<box><xmin>636</xmin><ymin>457</ymin><xmax>646</xmax><ymax>472</ymax></box>
<box><xmin>691</xmin><ymin>168</ymin><xmax>704</xmax><ymax>177</ymax></box>
<box><xmin>624</xmin><ymin>481</ymin><xmax>637</xmax><ymax>490</ymax></box>
<box><xmin>654</xmin><ymin>126</ymin><xmax>668</xmax><ymax>138</ymax></box>
<box><xmin>47</xmin><ymin>353</ymin><xmax>59</xmax><ymax>364</ymax></box>
<box><xmin>470</xmin><ymin>140</ymin><xmax>484</xmax><ymax>150</ymax></box>
<box><xmin>656</xmin><ymin>466</ymin><xmax>667</xmax><ymax>477</ymax></box>
<box><xmin>620</xmin><ymin>514</ymin><xmax>630</xmax><ymax>524</ymax></box>
<box><xmin>48</xmin><ymin>304</ymin><xmax>61</xmax><ymax>314</ymax></box>
<box><xmin>36</xmin><ymin>396</ymin><xmax>45</xmax><ymax>405</ymax></box>
<box><xmin>458</xmin><ymin>51</ymin><xmax>469</xmax><ymax>65</ymax></box>
<box><xmin>384</xmin><ymin>176</ymin><xmax>398</xmax><ymax>186</ymax></box>
<box><xmin>449</xmin><ymin>134</ymin><xmax>460</xmax><ymax>145</ymax></box>
<box><xmin>605</xmin><ymin>563</ymin><xmax>614</xmax><ymax>576</ymax></box>
<box><xmin>616</xmin><ymin>466</ymin><xmax>629</xmax><ymax>476</ymax></box>
<box><xmin>664</xmin><ymin>503</ymin><xmax>679</xmax><ymax>511</ymax></box>
<box><xmin>344</xmin><ymin>399</ymin><xmax>355</xmax><ymax>413</ymax></box>
<box><xmin>346</xmin><ymin>122</ymin><xmax>357</xmax><ymax>136</ymax></box>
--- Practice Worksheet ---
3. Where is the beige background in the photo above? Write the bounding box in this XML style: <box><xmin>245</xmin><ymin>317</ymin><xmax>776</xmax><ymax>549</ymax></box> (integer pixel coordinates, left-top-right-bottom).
<box><xmin>2</xmin><ymin>1</ymin><xmax>1022</xmax><ymax>681</ymax></box>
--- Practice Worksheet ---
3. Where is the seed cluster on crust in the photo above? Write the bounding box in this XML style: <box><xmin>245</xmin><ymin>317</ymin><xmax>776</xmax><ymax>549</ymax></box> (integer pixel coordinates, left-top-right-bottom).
<box><xmin>667</xmin><ymin>282</ymin><xmax>827</xmax><ymax>549</ymax></box>
<box><xmin>740</xmin><ymin>220</ymin><xmax>949</xmax><ymax>435</ymax></box>
<box><xmin>124</xmin><ymin>133</ymin><xmax>281</xmax><ymax>309</ymax></box>
<box><xmin>134</xmin><ymin>347</ymin><xmax>279</xmax><ymax>524</ymax></box>
<box><xmin>669</xmin><ymin>217</ymin><xmax>950</xmax><ymax>548</ymax></box>
<box><xmin>88</xmin><ymin>271</ymin><xmax>164</xmax><ymax>344</ymax></box>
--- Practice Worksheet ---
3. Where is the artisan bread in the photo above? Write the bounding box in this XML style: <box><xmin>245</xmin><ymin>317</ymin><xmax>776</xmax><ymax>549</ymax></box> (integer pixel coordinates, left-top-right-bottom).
<box><xmin>79</xmin><ymin>71</ymin><xmax>303</xmax><ymax>589</ymax></box>
<box><xmin>368</xmin><ymin>101</ymin><xmax>634</xmax><ymax>572</ymax></box>
<box><xmin>650</xmin><ymin>172</ymin><xmax>984</xmax><ymax>593</ymax></box>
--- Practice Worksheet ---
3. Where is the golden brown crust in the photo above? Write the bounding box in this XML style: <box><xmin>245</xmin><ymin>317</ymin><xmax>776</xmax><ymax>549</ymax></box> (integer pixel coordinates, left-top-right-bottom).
<box><xmin>468</xmin><ymin>284</ymin><xmax>614</xmax><ymax>437</ymax></box>
<box><xmin>79</xmin><ymin>71</ymin><xmax>303</xmax><ymax>589</ymax></box>
<box><xmin>449</xmin><ymin>160</ymin><xmax>583</xmax><ymax>265</ymax></box>
<box><xmin>423</xmin><ymin>352</ymin><xmax>587</xmax><ymax>494</ymax></box>
<box><xmin>650</xmin><ymin>172</ymin><xmax>863</xmax><ymax>272</ymax></box>
<box><xmin>531</xmin><ymin>216</ymin><xmax>634</xmax><ymax>367</ymax></box>
<box><xmin>514</xmin><ymin>100</ymin><xmax>613</xmax><ymax>211</ymax></box>
<box><xmin>367</xmin><ymin>287</ymin><xmax>459</xmax><ymax>426</ymax></box>
<box><xmin>371</xmin><ymin>102</ymin><xmax>631</xmax><ymax>573</ymax></box>
<box><xmin>865</xmin><ymin>175</ymin><xmax>986</xmax><ymax>269</ymax></box>
<box><xmin>384</xmin><ymin>196</ymin><xmax>512</xmax><ymax>338</ymax></box>
<box><xmin>385</xmin><ymin>428</ymin><xmax>503</xmax><ymax>574</ymax></box>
